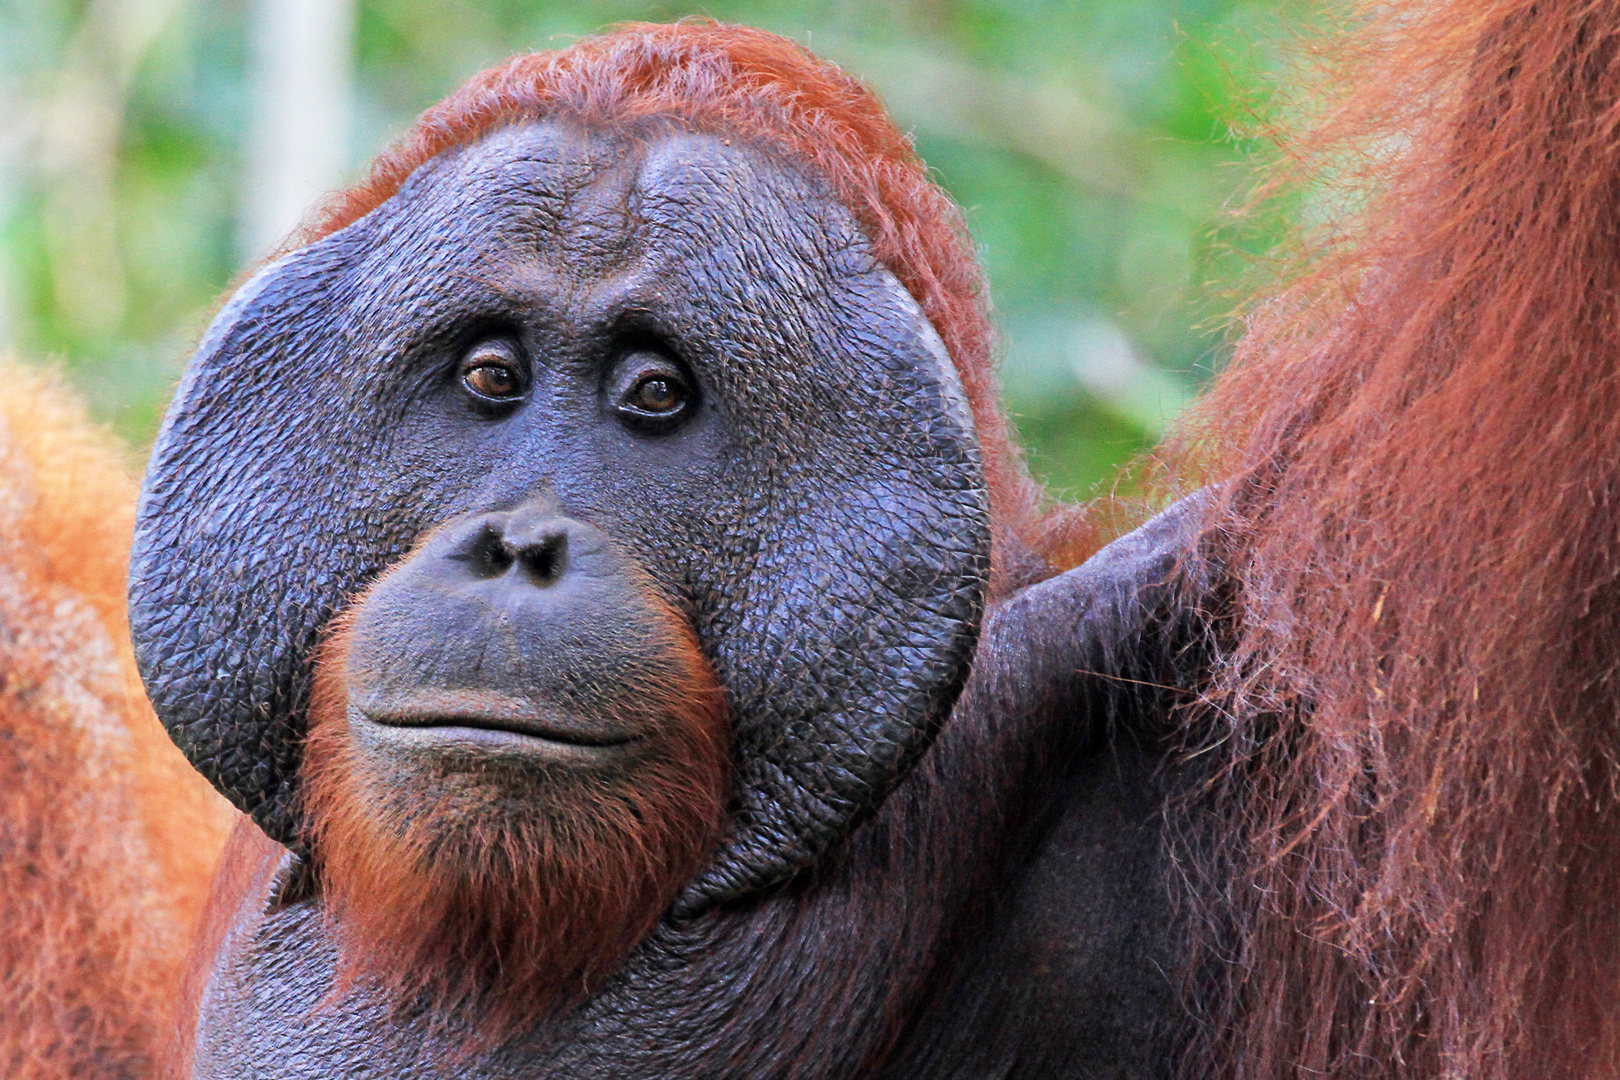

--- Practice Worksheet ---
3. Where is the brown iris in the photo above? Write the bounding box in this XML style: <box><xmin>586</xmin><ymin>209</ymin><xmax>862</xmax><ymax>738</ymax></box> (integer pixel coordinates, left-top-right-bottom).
<box><xmin>464</xmin><ymin>363</ymin><xmax>520</xmax><ymax>399</ymax></box>
<box><xmin>459</xmin><ymin>341</ymin><xmax>526</xmax><ymax>403</ymax></box>
<box><xmin>629</xmin><ymin>376</ymin><xmax>683</xmax><ymax>414</ymax></box>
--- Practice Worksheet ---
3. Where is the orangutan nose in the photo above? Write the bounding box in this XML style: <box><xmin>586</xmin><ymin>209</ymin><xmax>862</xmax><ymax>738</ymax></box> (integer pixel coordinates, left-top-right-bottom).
<box><xmin>461</xmin><ymin>516</ymin><xmax>570</xmax><ymax>588</ymax></box>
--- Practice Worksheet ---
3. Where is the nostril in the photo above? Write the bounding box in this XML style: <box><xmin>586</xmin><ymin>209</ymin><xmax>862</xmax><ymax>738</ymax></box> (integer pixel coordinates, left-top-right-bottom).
<box><xmin>470</xmin><ymin>525</ymin><xmax>513</xmax><ymax>578</ymax></box>
<box><xmin>513</xmin><ymin>531</ymin><xmax>568</xmax><ymax>586</ymax></box>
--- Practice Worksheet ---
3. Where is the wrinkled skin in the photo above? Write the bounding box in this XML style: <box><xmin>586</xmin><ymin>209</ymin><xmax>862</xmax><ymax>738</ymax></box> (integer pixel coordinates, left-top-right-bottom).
<box><xmin>132</xmin><ymin>120</ymin><xmax>1200</xmax><ymax>1077</ymax></box>
<box><xmin>133</xmin><ymin>119</ymin><xmax>990</xmax><ymax>903</ymax></box>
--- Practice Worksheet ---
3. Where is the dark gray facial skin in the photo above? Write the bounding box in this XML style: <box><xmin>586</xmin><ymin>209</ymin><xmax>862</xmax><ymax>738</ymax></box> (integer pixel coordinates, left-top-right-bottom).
<box><xmin>131</xmin><ymin>119</ymin><xmax>991</xmax><ymax>906</ymax></box>
<box><xmin>341</xmin><ymin>508</ymin><xmax>703</xmax><ymax>781</ymax></box>
<box><xmin>132</xmin><ymin>119</ymin><xmax>1202</xmax><ymax>1077</ymax></box>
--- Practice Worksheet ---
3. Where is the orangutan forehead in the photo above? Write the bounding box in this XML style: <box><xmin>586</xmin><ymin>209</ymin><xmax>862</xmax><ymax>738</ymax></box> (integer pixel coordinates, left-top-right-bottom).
<box><xmin>377</xmin><ymin>118</ymin><xmax>874</xmax><ymax>282</ymax></box>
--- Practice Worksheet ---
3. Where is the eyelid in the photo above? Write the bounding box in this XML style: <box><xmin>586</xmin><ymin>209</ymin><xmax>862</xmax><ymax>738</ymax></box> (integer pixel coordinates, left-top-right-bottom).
<box><xmin>610</xmin><ymin>349</ymin><xmax>683</xmax><ymax>389</ymax></box>
<box><xmin>461</xmin><ymin>339</ymin><xmax>520</xmax><ymax>366</ymax></box>
<box><xmin>626</xmin><ymin>358</ymin><xmax>681</xmax><ymax>379</ymax></box>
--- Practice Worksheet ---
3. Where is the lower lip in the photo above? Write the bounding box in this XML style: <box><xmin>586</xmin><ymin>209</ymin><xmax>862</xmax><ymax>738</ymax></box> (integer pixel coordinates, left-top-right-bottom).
<box><xmin>355</xmin><ymin>716</ymin><xmax>641</xmax><ymax>762</ymax></box>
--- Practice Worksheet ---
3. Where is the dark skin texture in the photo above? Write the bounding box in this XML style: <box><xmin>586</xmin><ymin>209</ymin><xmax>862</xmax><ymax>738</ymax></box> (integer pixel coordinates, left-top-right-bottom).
<box><xmin>133</xmin><ymin>120</ymin><xmax>990</xmax><ymax>902</ymax></box>
<box><xmin>133</xmin><ymin>120</ymin><xmax>1200</xmax><ymax>1077</ymax></box>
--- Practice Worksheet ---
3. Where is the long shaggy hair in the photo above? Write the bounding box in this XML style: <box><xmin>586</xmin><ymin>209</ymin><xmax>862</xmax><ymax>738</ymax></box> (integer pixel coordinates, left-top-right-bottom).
<box><xmin>0</xmin><ymin>363</ymin><xmax>233</xmax><ymax>1080</ymax></box>
<box><xmin>299</xmin><ymin>601</ymin><xmax>730</xmax><ymax>1047</ymax></box>
<box><xmin>1167</xmin><ymin>1</ymin><xmax>1620</xmax><ymax>1076</ymax></box>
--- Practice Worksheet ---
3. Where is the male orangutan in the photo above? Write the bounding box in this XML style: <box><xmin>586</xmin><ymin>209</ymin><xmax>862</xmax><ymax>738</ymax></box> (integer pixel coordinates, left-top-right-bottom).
<box><xmin>4</xmin><ymin>1</ymin><xmax>1620</xmax><ymax>1077</ymax></box>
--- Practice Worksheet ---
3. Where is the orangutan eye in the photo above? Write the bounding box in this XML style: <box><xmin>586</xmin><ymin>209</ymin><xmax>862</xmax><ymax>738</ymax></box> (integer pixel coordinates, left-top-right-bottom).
<box><xmin>609</xmin><ymin>353</ymin><xmax>694</xmax><ymax>431</ymax></box>
<box><xmin>459</xmin><ymin>341</ymin><xmax>528</xmax><ymax>403</ymax></box>
<box><xmin>465</xmin><ymin>363</ymin><xmax>519</xmax><ymax>398</ymax></box>
<box><xmin>629</xmin><ymin>376</ymin><xmax>684</xmax><ymax>414</ymax></box>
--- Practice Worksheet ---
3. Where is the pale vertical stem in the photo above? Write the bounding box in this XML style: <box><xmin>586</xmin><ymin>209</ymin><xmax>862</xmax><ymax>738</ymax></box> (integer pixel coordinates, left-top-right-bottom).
<box><xmin>239</xmin><ymin>0</ymin><xmax>358</xmax><ymax>262</ymax></box>
<box><xmin>0</xmin><ymin>76</ymin><xmax>22</xmax><ymax>350</ymax></box>
<box><xmin>36</xmin><ymin>0</ymin><xmax>184</xmax><ymax>337</ymax></box>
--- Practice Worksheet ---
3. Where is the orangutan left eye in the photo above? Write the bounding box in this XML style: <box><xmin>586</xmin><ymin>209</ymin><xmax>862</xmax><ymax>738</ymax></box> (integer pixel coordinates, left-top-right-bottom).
<box><xmin>610</xmin><ymin>354</ymin><xmax>694</xmax><ymax>431</ymax></box>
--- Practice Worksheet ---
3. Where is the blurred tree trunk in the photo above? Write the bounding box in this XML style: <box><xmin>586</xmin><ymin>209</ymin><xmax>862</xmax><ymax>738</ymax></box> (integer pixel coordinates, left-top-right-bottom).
<box><xmin>240</xmin><ymin>0</ymin><xmax>357</xmax><ymax>262</ymax></box>
<box><xmin>38</xmin><ymin>0</ymin><xmax>183</xmax><ymax>338</ymax></box>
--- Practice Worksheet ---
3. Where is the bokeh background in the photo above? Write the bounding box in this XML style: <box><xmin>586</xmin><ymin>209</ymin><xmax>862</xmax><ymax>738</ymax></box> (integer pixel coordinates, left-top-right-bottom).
<box><xmin>0</xmin><ymin>0</ymin><xmax>1300</xmax><ymax>497</ymax></box>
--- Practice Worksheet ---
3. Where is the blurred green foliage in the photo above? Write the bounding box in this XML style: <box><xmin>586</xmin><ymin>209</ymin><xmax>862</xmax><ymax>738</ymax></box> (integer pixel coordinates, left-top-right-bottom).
<box><xmin>0</xmin><ymin>0</ymin><xmax>1299</xmax><ymax>495</ymax></box>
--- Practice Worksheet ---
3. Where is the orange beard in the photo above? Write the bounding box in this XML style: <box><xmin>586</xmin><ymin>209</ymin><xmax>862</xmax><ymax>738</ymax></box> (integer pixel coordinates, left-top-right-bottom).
<box><xmin>299</xmin><ymin>624</ymin><xmax>729</xmax><ymax>1048</ymax></box>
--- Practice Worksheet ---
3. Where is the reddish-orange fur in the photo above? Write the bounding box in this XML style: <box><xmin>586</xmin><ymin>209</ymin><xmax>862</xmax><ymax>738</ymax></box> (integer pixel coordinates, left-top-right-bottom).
<box><xmin>300</xmin><ymin>583</ymin><xmax>730</xmax><ymax>1046</ymax></box>
<box><xmin>14</xmin><ymin>8</ymin><xmax>1620</xmax><ymax>1076</ymax></box>
<box><xmin>1163</xmin><ymin>1</ymin><xmax>1620</xmax><ymax>1076</ymax></box>
<box><xmin>0</xmin><ymin>363</ymin><xmax>235</xmax><ymax>1079</ymax></box>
